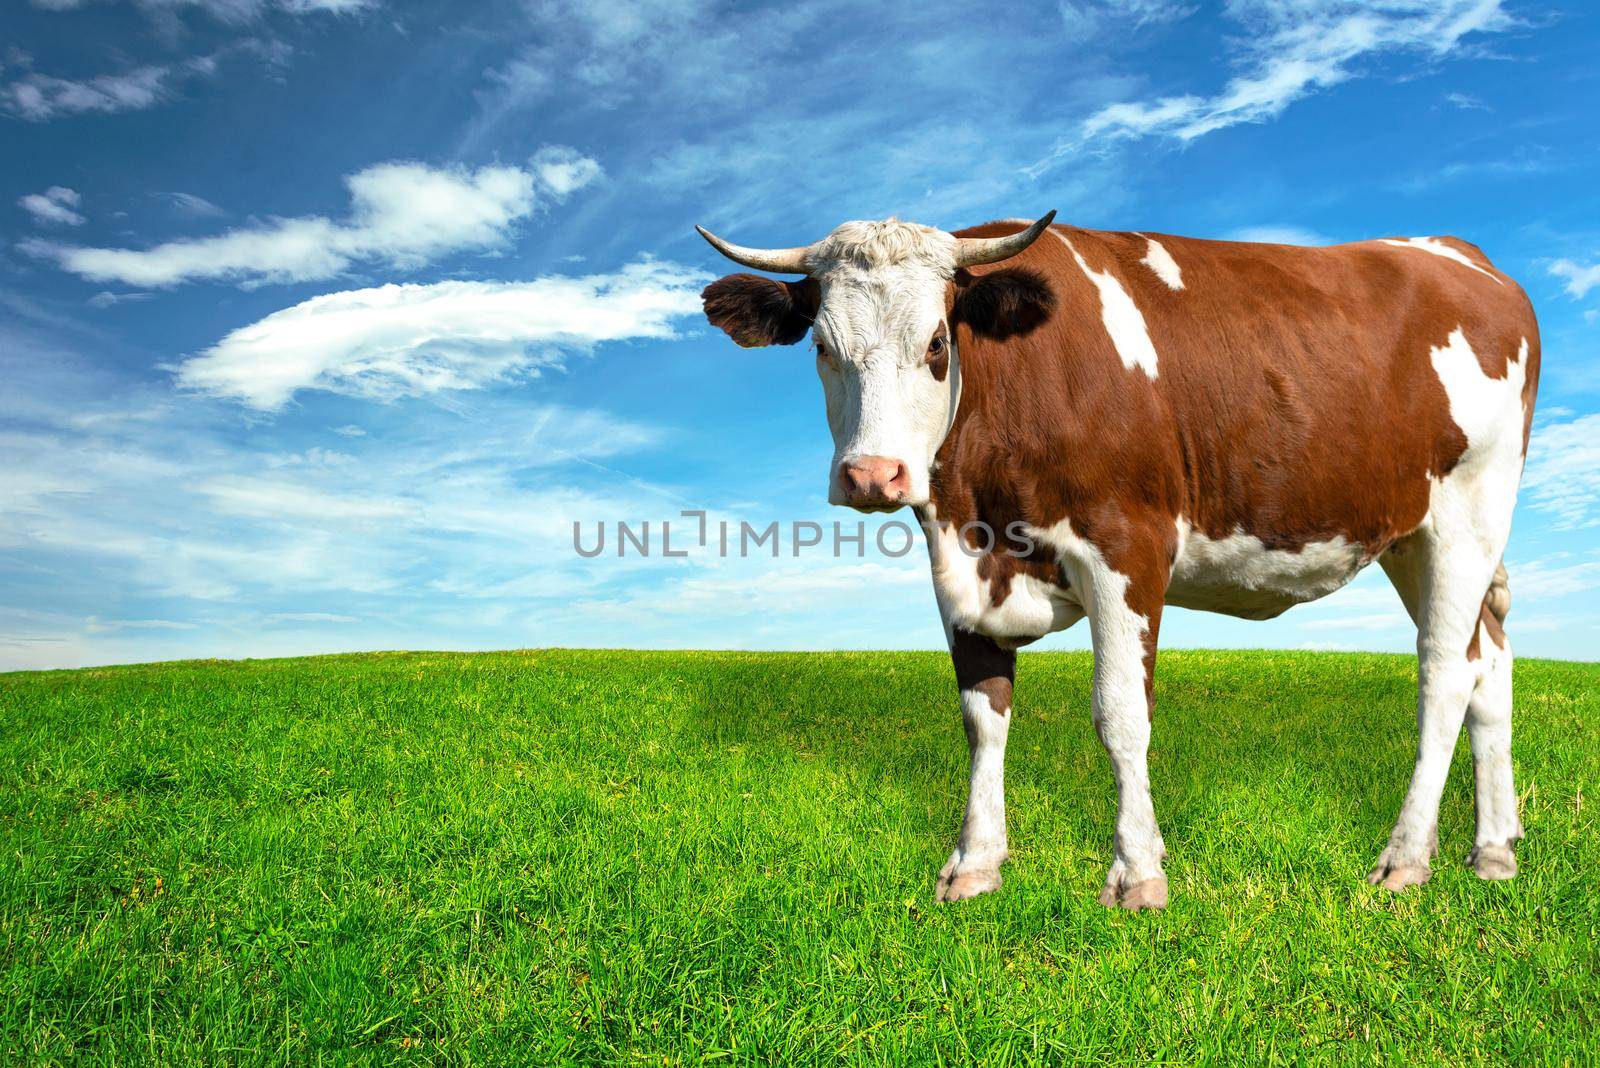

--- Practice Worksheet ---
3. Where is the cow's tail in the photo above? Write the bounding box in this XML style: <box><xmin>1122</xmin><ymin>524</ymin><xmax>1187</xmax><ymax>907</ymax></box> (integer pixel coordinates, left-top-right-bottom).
<box><xmin>1485</xmin><ymin>560</ymin><xmax>1511</xmax><ymax>625</ymax></box>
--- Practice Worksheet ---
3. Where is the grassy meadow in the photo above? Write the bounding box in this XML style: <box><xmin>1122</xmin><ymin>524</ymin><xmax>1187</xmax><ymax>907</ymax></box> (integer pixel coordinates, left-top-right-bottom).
<box><xmin>1</xmin><ymin>648</ymin><xmax>1597</xmax><ymax>1063</ymax></box>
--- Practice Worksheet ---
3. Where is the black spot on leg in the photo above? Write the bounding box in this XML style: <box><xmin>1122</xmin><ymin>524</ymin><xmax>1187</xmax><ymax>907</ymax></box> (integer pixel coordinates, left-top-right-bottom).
<box><xmin>951</xmin><ymin>627</ymin><xmax>1016</xmax><ymax>715</ymax></box>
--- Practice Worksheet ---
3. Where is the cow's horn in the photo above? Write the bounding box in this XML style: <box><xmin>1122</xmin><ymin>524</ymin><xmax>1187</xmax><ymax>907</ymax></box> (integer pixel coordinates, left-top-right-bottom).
<box><xmin>695</xmin><ymin>226</ymin><xmax>812</xmax><ymax>275</ymax></box>
<box><xmin>952</xmin><ymin>211</ymin><xmax>1057</xmax><ymax>268</ymax></box>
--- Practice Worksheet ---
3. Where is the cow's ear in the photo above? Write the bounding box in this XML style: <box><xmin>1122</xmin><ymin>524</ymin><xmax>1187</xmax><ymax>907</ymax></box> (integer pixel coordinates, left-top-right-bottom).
<box><xmin>702</xmin><ymin>274</ymin><xmax>820</xmax><ymax>348</ymax></box>
<box><xmin>952</xmin><ymin>267</ymin><xmax>1055</xmax><ymax>340</ymax></box>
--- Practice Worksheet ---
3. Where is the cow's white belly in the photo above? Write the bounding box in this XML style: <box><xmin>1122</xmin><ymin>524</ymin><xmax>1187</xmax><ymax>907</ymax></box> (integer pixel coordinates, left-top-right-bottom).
<box><xmin>1166</xmin><ymin>526</ymin><xmax>1369</xmax><ymax>620</ymax></box>
<box><xmin>925</xmin><ymin>513</ymin><xmax>1371</xmax><ymax>635</ymax></box>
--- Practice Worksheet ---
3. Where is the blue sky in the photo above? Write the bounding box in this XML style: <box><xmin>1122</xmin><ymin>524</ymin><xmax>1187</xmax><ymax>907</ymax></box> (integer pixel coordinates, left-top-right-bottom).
<box><xmin>3</xmin><ymin>0</ymin><xmax>1598</xmax><ymax>670</ymax></box>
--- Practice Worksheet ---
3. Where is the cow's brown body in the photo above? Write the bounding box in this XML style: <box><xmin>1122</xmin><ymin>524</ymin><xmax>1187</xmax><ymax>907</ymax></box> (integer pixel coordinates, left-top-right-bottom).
<box><xmin>936</xmin><ymin>221</ymin><xmax>1537</xmax><ymax>696</ymax></box>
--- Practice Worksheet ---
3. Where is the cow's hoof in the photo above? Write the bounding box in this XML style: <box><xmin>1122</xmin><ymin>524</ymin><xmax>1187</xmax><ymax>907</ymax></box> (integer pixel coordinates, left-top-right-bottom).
<box><xmin>935</xmin><ymin>850</ymin><xmax>1003</xmax><ymax>902</ymax></box>
<box><xmin>1098</xmin><ymin>870</ymin><xmax>1168</xmax><ymax>911</ymax></box>
<box><xmin>1469</xmin><ymin>843</ymin><xmax>1518</xmax><ymax>881</ymax></box>
<box><xmin>1367</xmin><ymin>849</ymin><xmax>1432</xmax><ymax>892</ymax></box>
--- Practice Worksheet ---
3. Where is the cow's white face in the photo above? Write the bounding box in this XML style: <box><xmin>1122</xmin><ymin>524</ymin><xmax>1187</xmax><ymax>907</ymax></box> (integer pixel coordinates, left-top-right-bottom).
<box><xmin>810</xmin><ymin>243</ymin><xmax>960</xmax><ymax>510</ymax></box>
<box><xmin>798</xmin><ymin>220</ymin><xmax>959</xmax><ymax>510</ymax></box>
<box><xmin>698</xmin><ymin>213</ymin><xmax>1054</xmax><ymax>512</ymax></box>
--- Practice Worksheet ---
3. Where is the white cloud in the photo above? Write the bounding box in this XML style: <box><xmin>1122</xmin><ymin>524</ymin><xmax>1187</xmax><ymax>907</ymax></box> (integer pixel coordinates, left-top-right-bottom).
<box><xmin>0</xmin><ymin>340</ymin><xmax>677</xmax><ymax>635</ymax></box>
<box><xmin>1057</xmin><ymin>0</ymin><xmax>1192</xmax><ymax>37</ymax></box>
<box><xmin>23</xmin><ymin>152</ymin><xmax>600</xmax><ymax>288</ymax></box>
<box><xmin>158</xmin><ymin>191</ymin><xmax>227</xmax><ymax>218</ymax></box>
<box><xmin>571</xmin><ymin>558</ymin><xmax>929</xmax><ymax>621</ymax></box>
<box><xmin>201</xmin><ymin>476</ymin><xmax>414</xmax><ymax>522</ymax></box>
<box><xmin>276</xmin><ymin>0</ymin><xmax>373</xmax><ymax>11</ymax></box>
<box><xmin>32</xmin><ymin>0</ymin><xmax>377</xmax><ymax>21</ymax></box>
<box><xmin>1074</xmin><ymin>0</ymin><xmax>1512</xmax><ymax>145</ymax></box>
<box><xmin>172</xmin><ymin>258</ymin><xmax>707</xmax><ymax>409</ymax></box>
<box><xmin>1549</xmin><ymin>259</ymin><xmax>1600</xmax><ymax>300</ymax></box>
<box><xmin>1444</xmin><ymin>90</ymin><xmax>1489</xmax><ymax>110</ymax></box>
<box><xmin>87</xmin><ymin>290</ymin><xmax>156</xmax><ymax>308</ymax></box>
<box><xmin>266</xmin><ymin>446</ymin><xmax>354</xmax><ymax>467</ymax></box>
<box><xmin>1</xmin><ymin>58</ymin><xmax>214</xmax><ymax>121</ymax></box>
<box><xmin>530</xmin><ymin>144</ymin><xmax>605</xmax><ymax>197</ymax></box>
<box><xmin>18</xmin><ymin>186</ymin><xmax>85</xmax><ymax>226</ymax></box>
<box><xmin>1507</xmin><ymin>554</ymin><xmax>1600</xmax><ymax>601</ymax></box>
<box><xmin>463</xmin><ymin>0</ymin><xmax>842</xmax><ymax>152</ymax></box>
<box><xmin>1223</xmin><ymin>224</ymin><xmax>1331</xmax><ymax>246</ymax></box>
<box><xmin>1394</xmin><ymin>150</ymin><xmax>1552</xmax><ymax>194</ymax></box>
<box><xmin>1299</xmin><ymin>612</ymin><xmax>1409</xmax><ymax>632</ymax></box>
<box><xmin>84</xmin><ymin>617</ymin><xmax>199</xmax><ymax>633</ymax></box>
<box><xmin>1523</xmin><ymin>412</ymin><xmax>1600</xmax><ymax>529</ymax></box>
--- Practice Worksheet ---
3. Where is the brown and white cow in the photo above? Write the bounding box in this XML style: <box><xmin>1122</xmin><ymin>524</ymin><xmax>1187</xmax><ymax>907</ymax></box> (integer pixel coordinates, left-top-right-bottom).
<box><xmin>696</xmin><ymin>213</ymin><xmax>1539</xmax><ymax>909</ymax></box>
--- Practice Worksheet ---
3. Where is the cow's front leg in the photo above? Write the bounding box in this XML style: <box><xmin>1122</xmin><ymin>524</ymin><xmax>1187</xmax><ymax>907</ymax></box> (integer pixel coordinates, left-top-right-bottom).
<box><xmin>1080</xmin><ymin>557</ymin><xmax>1168</xmax><ymax>911</ymax></box>
<box><xmin>935</xmin><ymin>628</ymin><xmax>1015</xmax><ymax>903</ymax></box>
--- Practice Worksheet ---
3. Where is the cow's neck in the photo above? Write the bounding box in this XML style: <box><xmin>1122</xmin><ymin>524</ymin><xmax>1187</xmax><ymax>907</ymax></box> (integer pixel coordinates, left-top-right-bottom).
<box><xmin>927</xmin><ymin>333</ymin><xmax>1054</xmax><ymax>535</ymax></box>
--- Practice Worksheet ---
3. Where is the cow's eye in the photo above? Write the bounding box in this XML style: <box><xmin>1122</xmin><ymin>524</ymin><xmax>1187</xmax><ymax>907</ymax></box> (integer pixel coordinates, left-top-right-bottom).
<box><xmin>815</xmin><ymin>341</ymin><xmax>834</xmax><ymax>367</ymax></box>
<box><xmin>927</xmin><ymin>334</ymin><xmax>946</xmax><ymax>358</ymax></box>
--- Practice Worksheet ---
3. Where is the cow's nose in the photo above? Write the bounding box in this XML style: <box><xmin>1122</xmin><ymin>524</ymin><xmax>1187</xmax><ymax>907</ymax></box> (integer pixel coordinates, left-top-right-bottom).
<box><xmin>839</xmin><ymin>456</ymin><xmax>911</xmax><ymax>508</ymax></box>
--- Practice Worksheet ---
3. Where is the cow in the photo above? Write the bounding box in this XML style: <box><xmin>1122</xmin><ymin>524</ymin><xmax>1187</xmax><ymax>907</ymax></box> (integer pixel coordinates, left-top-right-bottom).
<box><xmin>695</xmin><ymin>212</ymin><xmax>1539</xmax><ymax>909</ymax></box>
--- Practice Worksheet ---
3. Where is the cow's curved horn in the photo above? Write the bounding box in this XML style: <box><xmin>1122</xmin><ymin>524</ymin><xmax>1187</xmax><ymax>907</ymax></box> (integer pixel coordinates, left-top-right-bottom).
<box><xmin>952</xmin><ymin>210</ymin><xmax>1057</xmax><ymax>268</ymax></box>
<box><xmin>695</xmin><ymin>225</ymin><xmax>811</xmax><ymax>275</ymax></box>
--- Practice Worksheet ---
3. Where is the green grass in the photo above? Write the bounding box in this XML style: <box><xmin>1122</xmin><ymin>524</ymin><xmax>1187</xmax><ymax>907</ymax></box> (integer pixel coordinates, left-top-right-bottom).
<box><xmin>1</xmin><ymin>649</ymin><xmax>1597</xmax><ymax>1064</ymax></box>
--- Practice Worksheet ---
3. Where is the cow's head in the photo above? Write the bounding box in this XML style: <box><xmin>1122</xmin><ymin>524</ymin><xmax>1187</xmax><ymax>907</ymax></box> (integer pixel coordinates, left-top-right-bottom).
<box><xmin>697</xmin><ymin>212</ymin><xmax>1055</xmax><ymax>511</ymax></box>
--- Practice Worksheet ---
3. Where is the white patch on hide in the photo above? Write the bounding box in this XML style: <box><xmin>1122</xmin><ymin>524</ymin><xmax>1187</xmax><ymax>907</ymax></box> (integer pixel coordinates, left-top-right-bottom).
<box><xmin>1379</xmin><ymin>237</ymin><xmax>1503</xmax><ymax>285</ymax></box>
<box><xmin>1422</xmin><ymin>328</ymin><xmax>1528</xmax><ymax>557</ymax></box>
<box><xmin>1167</xmin><ymin>525</ymin><xmax>1369</xmax><ymax>619</ymax></box>
<box><xmin>1137</xmin><ymin>235</ymin><xmax>1184</xmax><ymax>290</ymax></box>
<box><xmin>1050</xmin><ymin>231</ymin><xmax>1160</xmax><ymax>378</ymax></box>
<box><xmin>924</xmin><ymin>513</ymin><xmax>1082</xmax><ymax>641</ymax></box>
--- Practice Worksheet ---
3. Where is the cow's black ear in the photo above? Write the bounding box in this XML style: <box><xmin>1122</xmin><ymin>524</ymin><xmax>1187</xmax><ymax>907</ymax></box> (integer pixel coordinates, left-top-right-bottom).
<box><xmin>702</xmin><ymin>274</ymin><xmax>820</xmax><ymax>348</ymax></box>
<box><xmin>952</xmin><ymin>267</ymin><xmax>1055</xmax><ymax>340</ymax></box>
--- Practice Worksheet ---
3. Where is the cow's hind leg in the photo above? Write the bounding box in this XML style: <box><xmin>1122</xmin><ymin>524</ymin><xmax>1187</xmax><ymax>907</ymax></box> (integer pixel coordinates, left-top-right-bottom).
<box><xmin>1373</xmin><ymin>534</ymin><xmax>1505</xmax><ymax>891</ymax></box>
<box><xmin>1465</xmin><ymin>565</ymin><xmax>1522</xmax><ymax>880</ymax></box>
<box><xmin>935</xmin><ymin>629</ymin><xmax>1015</xmax><ymax>902</ymax></box>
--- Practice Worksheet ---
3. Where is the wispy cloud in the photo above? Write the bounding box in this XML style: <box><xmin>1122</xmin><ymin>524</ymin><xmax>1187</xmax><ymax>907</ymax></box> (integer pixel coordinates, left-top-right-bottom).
<box><xmin>1056</xmin><ymin>0</ymin><xmax>1193</xmax><ymax>38</ymax></box>
<box><xmin>17</xmin><ymin>186</ymin><xmax>85</xmax><ymax>226</ymax></box>
<box><xmin>32</xmin><ymin>0</ymin><xmax>377</xmax><ymax>22</ymax></box>
<box><xmin>571</xmin><ymin>558</ymin><xmax>928</xmax><ymax>623</ymax></box>
<box><xmin>1443</xmin><ymin>90</ymin><xmax>1490</xmax><ymax>110</ymax></box>
<box><xmin>264</xmin><ymin>611</ymin><xmax>359</xmax><ymax>624</ymax></box>
<box><xmin>469</xmin><ymin>0</ymin><xmax>1134</xmax><ymax>229</ymax></box>
<box><xmin>84</xmin><ymin>617</ymin><xmax>199</xmax><ymax>633</ymax></box>
<box><xmin>87</xmin><ymin>290</ymin><xmax>156</xmax><ymax>308</ymax></box>
<box><xmin>1223</xmin><ymin>224</ymin><xmax>1332</xmax><ymax>246</ymax></box>
<box><xmin>23</xmin><ymin>152</ymin><xmax>600</xmax><ymax>288</ymax></box>
<box><xmin>1054</xmin><ymin>0</ymin><xmax>1513</xmax><ymax>152</ymax></box>
<box><xmin>1507</xmin><ymin>553</ymin><xmax>1600</xmax><ymax>600</ymax></box>
<box><xmin>1549</xmin><ymin>258</ymin><xmax>1600</xmax><ymax>300</ymax></box>
<box><xmin>1</xmin><ymin>55</ymin><xmax>217</xmax><ymax>121</ymax></box>
<box><xmin>171</xmin><ymin>258</ymin><xmax>706</xmax><ymax>409</ymax></box>
<box><xmin>1523</xmin><ymin>412</ymin><xmax>1600</xmax><ymax>529</ymax></box>
<box><xmin>0</xmin><ymin>336</ymin><xmax>678</xmax><ymax>621</ymax></box>
<box><xmin>1299</xmin><ymin>612</ymin><xmax>1409</xmax><ymax>632</ymax></box>
<box><xmin>157</xmin><ymin>191</ymin><xmax>228</xmax><ymax>219</ymax></box>
<box><xmin>1395</xmin><ymin>148</ymin><xmax>1553</xmax><ymax>194</ymax></box>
